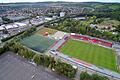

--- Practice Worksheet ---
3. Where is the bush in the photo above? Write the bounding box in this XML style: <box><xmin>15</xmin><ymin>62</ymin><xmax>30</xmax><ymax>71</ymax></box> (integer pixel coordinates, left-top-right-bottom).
<box><xmin>80</xmin><ymin>72</ymin><xmax>109</xmax><ymax>80</ymax></box>
<box><xmin>0</xmin><ymin>47</ymin><xmax>6</xmax><ymax>55</ymax></box>
<box><xmin>4</xmin><ymin>41</ymin><xmax>35</xmax><ymax>60</ymax></box>
<box><xmin>54</xmin><ymin>61</ymin><xmax>76</xmax><ymax>78</ymax></box>
<box><xmin>92</xmin><ymin>74</ymin><xmax>109</xmax><ymax>80</ymax></box>
<box><xmin>33</xmin><ymin>54</ymin><xmax>41</xmax><ymax>65</ymax></box>
<box><xmin>80</xmin><ymin>72</ymin><xmax>92</xmax><ymax>80</ymax></box>
<box><xmin>43</xmin><ymin>55</ymin><xmax>53</xmax><ymax>67</ymax></box>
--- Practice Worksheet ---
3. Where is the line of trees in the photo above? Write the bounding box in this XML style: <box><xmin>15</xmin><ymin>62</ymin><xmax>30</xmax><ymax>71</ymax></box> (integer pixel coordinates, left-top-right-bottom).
<box><xmin>45</xmin><ymin>17</ymin><xmax>120</xmax><ymax>42</ymax></box>
<box><xmin>2</xmin><ymin>40</ymin><xmax>76</xmax><ymax>79</ymax></box>
<box><xmin>80</xmin><ymin>72</ymin><xmax>109</xmax><ymax>80</ymax></box>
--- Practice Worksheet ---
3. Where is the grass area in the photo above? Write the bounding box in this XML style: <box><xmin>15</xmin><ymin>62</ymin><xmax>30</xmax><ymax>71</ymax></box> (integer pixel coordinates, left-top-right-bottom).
<box><xmin>20</xmin><ymin>34</ymin><xmax>55</xmax><ymax>53</ymax></box>
<box><xmin>35</xmin><ymin>27</ymin><xmax>57</xmax><ymax>35</ymax></box>
<box><xmin>100</xmin><ymin>19</ymin><xmax>120</xmax><ymax>26</ymax></box>
<box><xmin>59</xmin><ymin>39</ymin><xmax>118</xmax><ymax>72</ymax></box>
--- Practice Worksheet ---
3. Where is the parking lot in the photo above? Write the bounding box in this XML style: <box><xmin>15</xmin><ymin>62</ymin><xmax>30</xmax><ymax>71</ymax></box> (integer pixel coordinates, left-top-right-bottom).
<box><xmin>0</xmin><ymin>52</ymin><xmax>68</xmax><ymax>80</ymax></box>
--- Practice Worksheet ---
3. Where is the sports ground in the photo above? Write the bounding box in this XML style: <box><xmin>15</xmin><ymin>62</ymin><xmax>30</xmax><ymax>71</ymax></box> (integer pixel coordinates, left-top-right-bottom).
<box><xmin>35</xmin><ymin>27</ymin><xmax>57</xmax><ymax>35</ymax></box>
<box><xmin>59</xmin><ymin>39</ymin><xmax>118</xmax><ymax>72</ymax></box>
<box><xmin>20</xmin><ymin>34</ymin><xmax>55</xmax><ymax>53</ymax></box>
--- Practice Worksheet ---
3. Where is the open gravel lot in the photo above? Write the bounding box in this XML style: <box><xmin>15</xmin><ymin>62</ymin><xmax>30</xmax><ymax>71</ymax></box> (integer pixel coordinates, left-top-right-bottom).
<box><xmin>0</xmin><ymin>52</ymin><xmax>68</xmax><ymax>80</ymax></box>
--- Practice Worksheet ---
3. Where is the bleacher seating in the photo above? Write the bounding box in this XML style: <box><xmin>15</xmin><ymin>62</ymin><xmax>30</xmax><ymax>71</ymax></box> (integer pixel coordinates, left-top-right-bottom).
<box><xmin>70</xmin><ymin>34</ymin><xmax>112</xmax><ymax>47</ymax></box>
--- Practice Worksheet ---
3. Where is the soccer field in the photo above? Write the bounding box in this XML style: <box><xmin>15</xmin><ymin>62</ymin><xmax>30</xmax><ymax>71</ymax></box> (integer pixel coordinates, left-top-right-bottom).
<box><xmin>21</xmin><ymin>35</ymin><xmax>55</xmax><ymax>53</ymax></box>
<box><xmin>59</xmin><ymin>39</ymin><xmax>118</xmax><ymax>72</ymax></box>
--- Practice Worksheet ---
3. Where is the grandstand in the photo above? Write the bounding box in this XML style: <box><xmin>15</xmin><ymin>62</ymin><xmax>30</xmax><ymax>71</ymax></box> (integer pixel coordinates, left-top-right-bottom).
<box><xmin>70</xmin><ymin>33</ymin><xmax>112</xmax><ymax>47</ymax></box>
<box><xmin>52</xmin><ymin>31</ymin><xmax>67</xmax><ymax>40</ymax></box>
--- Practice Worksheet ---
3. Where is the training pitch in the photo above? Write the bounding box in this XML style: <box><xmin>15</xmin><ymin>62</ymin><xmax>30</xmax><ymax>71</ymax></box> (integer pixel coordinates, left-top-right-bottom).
<box><xmin>21</xmin><ymin>35</ymin><xmax>55</xmax><ymax>53</ymax></box>
<box><xmin>35</xmin><ymin>27</ymin><xmax>57</xmax><ymax>35</ymax></box>
<box><xmin>59</xmin><ymin>39</ymin><xmax>118</xmax><ymax>72</ymax></box>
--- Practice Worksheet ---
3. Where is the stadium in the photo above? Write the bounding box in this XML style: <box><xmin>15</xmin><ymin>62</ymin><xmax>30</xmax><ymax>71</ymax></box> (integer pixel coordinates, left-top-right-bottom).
<box><xmin>50</xmin><ymin>32</ymin><xmax>119</xmax><ymax>74</ymax></box>
<box><xmin>20</xmin><ymin>27</ymin><xmax>120</xmax><ymax>78</ymax></box>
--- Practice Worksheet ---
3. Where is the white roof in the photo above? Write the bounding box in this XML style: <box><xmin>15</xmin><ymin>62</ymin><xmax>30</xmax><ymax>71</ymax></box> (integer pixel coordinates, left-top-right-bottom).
<box><xmin>45</xmin><ymin>17</ymin><xmax>52</xmax><ymax>21</ymax></box>
<box><xmin>5</xmin><ymin>25</ymin><xmax>14</xmax><ymax>29</ymax></box>
<box><xmin>0</xmin><ymin>22</ymin><xmax>27</xmax><ymax>30</ymax></box>
<box><xmin>71</xmin><ymin>33</ymin><xmax>75</xmax><ymax>35</ymax></box>
<box><xmin>0</xmin><ymin>26</ymin><xmax>4</xmax><ymax>30</ymax></box>
<box><xmin>52</xmin><ymin>31</ymin><xmax>67</xmax><ymax>40</ymax></box>
<box><xmin>15</xmin><ymin>22</ymin><xmax>27</xmax><ymax>26</ymax></box>
<box><xmin>74</xmin><ymin>17</ymin><xmax>85</xmax><ymax>20</ymax></box>
<box><xmin>1</xmin><ymin>25</ymin><xmax>5</xmax><ymax>27</ymax></box>
<box><xmin>4</xmin><ymin>24</ymin><xmax>19</xmax><ymax>29</ymax></box>
<box><xmin>12</xmin><ymin>24</ymin><xmax>19</xmax><ymax>28</ymax></box>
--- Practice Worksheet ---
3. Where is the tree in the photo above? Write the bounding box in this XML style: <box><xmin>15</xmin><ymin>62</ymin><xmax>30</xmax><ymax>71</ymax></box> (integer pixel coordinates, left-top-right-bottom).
<box><xmin>92</xmin><ymin>74</ymin><xmax>109</xmax><ymax>80</ymax></box>
<box><xmin>54</xmin><ymin>60</ymin><xmax>76</xmax><ymax>78</ymax></box>
<box><xmin>0</xmin><ymin>47</ymin><xmax>5</xmax><ymax>55</ymax></box>
<box><xmin>115</xmin><ymin>25</ymin><xmax>120</xmax><ymax>33</ymax></box>
<box><xmin>43</xmin><ymin>55</ymin><xmax>50</xmax><ymax>67</ymax></box>
<box><xmin>80</xmin><ymin>72</ymin><xmax>92</xmax><ymax>80</ymax></box>
<box><xmin>80</xmin><ymin>72</ymin><xmax>109</xmax><ymax>80</ymax></box>
<box><xmin>2</xmin><ymin>17</ymin><xmax>13</xmax><ymax>24</ymax></box>
<box><xmin>33</xmin><ymin>54</ymin><xmax>41</xmax><ymax>65</ymax></box>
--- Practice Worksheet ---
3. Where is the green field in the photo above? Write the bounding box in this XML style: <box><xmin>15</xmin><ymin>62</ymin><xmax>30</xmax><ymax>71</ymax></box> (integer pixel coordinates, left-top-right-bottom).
<box><xmin>35</xmin><ymin>27</ymin><xmax>57</xmax><ymax>35</ymax></box>
<box><xmin>21</xmin><ymin>35</ymin><xmax>55</xmax><ymax>53</ymax></box>
<box><xmin>59</xmin><ymin>39</ymin><xmax>118</xmax><ymax>72</ymax></box>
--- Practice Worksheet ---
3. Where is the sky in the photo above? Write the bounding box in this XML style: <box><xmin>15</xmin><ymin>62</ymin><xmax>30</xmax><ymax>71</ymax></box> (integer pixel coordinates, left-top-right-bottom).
<box><xmin>0</xmin><ymin>0</ymin><xmax>120</xmax><ymax>3</ymax></box>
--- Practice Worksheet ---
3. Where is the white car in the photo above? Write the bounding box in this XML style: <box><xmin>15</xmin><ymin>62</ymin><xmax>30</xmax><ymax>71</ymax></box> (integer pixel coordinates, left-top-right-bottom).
<box><xmin>50</xmin><ymin>50</ymin><xmax>57</xmax><ymax>55</ymax></box>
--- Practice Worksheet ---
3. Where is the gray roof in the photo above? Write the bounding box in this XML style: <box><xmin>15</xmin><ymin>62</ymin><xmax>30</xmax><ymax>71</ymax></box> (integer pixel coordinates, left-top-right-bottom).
<box><xmin>0</xmin><ymin>17</ymin><xmax>3</xmax><ymax>22</ymax></box>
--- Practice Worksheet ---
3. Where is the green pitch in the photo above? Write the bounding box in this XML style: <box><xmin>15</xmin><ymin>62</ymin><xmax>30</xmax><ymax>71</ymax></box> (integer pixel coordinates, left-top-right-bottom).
<box><xmin>21</xmin><ymin>35</ymin><xmax>55</xmax><ymax>53</ymax></box>
<box><xmin>59</xmin><ymin>39</ymin><xmax>118</xmax><ymax>72</ymax></box>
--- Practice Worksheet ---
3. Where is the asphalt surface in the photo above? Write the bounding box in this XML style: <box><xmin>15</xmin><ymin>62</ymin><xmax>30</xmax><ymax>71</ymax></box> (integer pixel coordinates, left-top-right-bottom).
<box><xmin>0</xmin><ymin>52</ymin><xmax>69</xmax><ymax>80</ymax></box>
